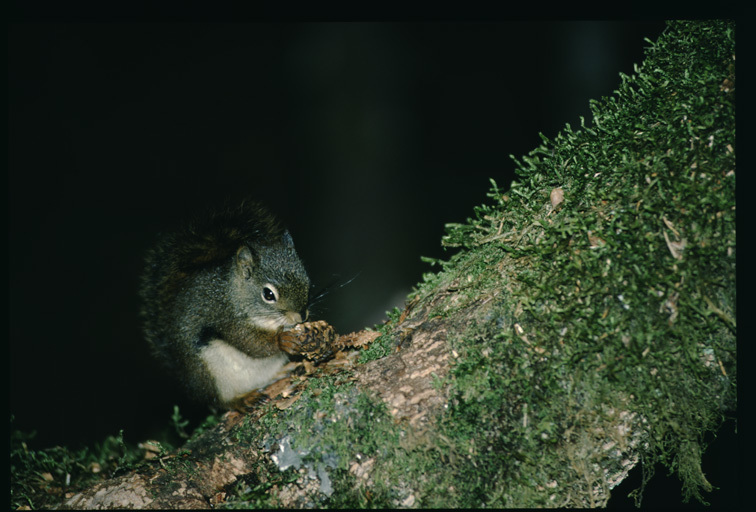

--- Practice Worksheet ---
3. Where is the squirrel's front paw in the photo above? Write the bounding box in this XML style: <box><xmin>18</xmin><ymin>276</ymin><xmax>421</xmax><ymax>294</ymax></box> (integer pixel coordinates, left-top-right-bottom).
<box><xmin>278</xmin><ymin>320</ymin><xmax>337</xmax><ymax>362</ymax></box>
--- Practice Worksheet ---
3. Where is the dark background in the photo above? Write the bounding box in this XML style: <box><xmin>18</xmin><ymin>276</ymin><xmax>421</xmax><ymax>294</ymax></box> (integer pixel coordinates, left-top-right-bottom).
<box><xmin>8</xmin><ymin>21</ymin><xmax>738</xmax><ymax>507</ymax></box>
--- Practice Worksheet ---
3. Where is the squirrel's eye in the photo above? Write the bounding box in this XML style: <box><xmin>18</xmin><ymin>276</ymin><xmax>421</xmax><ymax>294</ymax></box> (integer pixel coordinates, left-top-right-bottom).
<box><xmin>262</xmin><ymin>285</ymin><xmax>279</xmax><ymax>303</ymax></box>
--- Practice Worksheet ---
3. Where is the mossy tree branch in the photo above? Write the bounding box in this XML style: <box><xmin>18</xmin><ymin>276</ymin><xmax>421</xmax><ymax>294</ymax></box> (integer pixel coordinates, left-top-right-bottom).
<box><xmin>30</xmin><ymin>19</ymin><xmax>735</xmax><ymax>509</ymax></box>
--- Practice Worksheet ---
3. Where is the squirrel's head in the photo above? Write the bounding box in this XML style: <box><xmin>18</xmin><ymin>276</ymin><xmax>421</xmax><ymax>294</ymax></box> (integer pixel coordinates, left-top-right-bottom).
<box><xmin>230</xmin><ymin>230</ymin><xmax>310</xmax><ymax>331</ymax></box>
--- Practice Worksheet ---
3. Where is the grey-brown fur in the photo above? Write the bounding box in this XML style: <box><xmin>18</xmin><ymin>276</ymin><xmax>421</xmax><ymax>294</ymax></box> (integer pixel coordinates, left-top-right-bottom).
<box><xmin>139</xmin><ymin>201</ymin><xmax>310</xmax><ymax>408</ymax></box>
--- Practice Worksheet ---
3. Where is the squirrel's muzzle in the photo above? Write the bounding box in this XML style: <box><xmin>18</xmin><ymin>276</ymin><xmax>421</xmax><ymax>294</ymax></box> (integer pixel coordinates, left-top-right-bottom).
<box><xmin>285</xmin><ymin>309</ymin><xmax>309</xmax><ymax>326</ymax></box>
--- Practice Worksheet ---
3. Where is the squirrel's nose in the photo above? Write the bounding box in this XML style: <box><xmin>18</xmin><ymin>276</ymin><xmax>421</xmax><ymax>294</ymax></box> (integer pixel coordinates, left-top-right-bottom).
<box><xmin>285</xmin><ymin>309</ymin><xmax>308</xmax><ymax>326</ymax></box>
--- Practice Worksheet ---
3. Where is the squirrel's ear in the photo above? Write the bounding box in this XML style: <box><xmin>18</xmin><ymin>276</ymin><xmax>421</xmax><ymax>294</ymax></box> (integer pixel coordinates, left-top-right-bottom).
<box><xmin>236</xmin><ymin>245</ymin><xmax>256</xmax><ymax>279</ymax></box>
<box><xmin>282</xmin><ymin>230</ymin><xmax>294</xmax><ymax>248</ymax></box>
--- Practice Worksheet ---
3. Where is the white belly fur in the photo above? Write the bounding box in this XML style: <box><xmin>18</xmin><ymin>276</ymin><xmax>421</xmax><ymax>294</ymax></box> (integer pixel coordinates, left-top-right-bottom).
<box><xmin>200</xmin><ymin>340</ymin><xmax>288</xmax><ymax>403</ymax></box>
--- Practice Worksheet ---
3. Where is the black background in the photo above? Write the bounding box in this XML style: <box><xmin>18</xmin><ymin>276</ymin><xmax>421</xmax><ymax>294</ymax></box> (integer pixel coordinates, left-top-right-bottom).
<box><xmin>8</xmin><ymin>20</ymin><xmax>739</xmax><ymax>507</ymax></box>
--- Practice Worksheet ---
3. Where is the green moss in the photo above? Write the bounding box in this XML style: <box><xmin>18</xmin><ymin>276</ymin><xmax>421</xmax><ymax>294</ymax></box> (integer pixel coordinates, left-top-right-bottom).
<box><xmin>216</xmin><ymin>459</ymin><xmax>301</xmax><ymax>509</ymax></box>
<box><xmin>357</xmin><ymin>308</ymin><xmax>402</xmax><ymax>364</ymax></box>
<box><xmin>252</xmin><ymin>20</ymin><xmax>735</xmax><ymax>508</ymax></box>
<box><xmin>392</xmin><ymin>19</ymin><xmax>735</xmax><ymax>507</ymax></box>
<box><xmin>10</xmin><ymin>421</ymin><xmax>144</xmax><ymax>509</ymax></box>
<box><xmin>9</xmin><ymin>405</ymin><xmax>222</xmax><ymax>509</ymax></box>
<box><xmin>216</xmin><ymin>373</ymin><xmax>403</xmax><ymax>508</ymax></box>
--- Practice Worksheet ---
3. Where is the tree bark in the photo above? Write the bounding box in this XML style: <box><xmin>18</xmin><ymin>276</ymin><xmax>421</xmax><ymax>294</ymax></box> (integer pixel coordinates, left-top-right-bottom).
<box><xmin>58</xmin><ymin>303</ymin><xmax>646</xmax><ymax>509</ymax></box>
